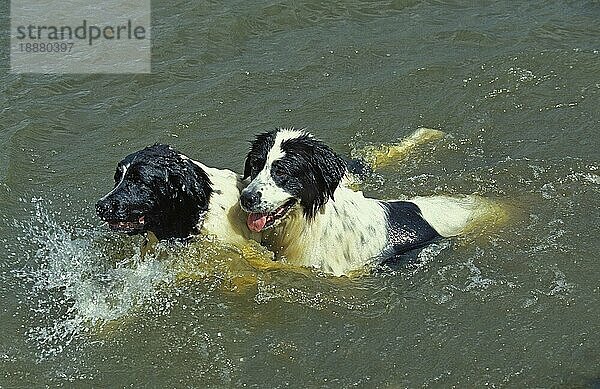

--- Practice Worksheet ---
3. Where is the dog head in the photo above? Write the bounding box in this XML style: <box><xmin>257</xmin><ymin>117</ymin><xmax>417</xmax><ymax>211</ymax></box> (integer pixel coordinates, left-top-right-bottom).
<box><xmin>95</xmin><ymin>144</ymin><xmax>212</xmax><ymax>240</ymax></box>
<box><xmin>240</xmin><ymin>128</ymin><xmax>347</xmax><ymax>232</ymax></box>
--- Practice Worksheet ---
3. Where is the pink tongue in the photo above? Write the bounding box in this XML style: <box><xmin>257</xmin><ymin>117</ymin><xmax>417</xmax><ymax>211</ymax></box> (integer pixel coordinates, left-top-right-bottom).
<box><xmin>247</xmin><ymin>213</ymin><xmax>268</xmax><ymax>232</ymax></box>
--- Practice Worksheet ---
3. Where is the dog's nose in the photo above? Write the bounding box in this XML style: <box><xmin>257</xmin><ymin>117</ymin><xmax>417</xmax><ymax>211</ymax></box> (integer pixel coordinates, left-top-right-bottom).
<box><xmin>95</xmin><ymin>198</ymin><xmax>118</xmax><ymax>217</ymax></box>
<box><xmin>240</xmin><ymin>190</ymin><xmax>262</xmax><ymax>210</ymax></box>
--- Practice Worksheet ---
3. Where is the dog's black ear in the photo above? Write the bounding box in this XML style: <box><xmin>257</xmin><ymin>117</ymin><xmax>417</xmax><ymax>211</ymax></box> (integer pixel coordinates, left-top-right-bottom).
<box><xmin>153</xmin><ymin>158</ymin><xmax>213</xmax><ymax>238</ymax></box>
<box><xmin>310</xmin><ymin>142</ymin><xmax>347</xmax><ymax>201</ymax></box>
<box><xmin>282</xmin><ymin>134</ymin><xmax>347</xmax><ymax>218</ymax></box>
<box><xmin>175</xmin><ymin>159</ymin><xmax>213</xmax><ymax>209</ymax></box>
<box><xmin>243</xmin><ymin>130</ymin><xmax>277</xmax><ymax>179</ymax></box>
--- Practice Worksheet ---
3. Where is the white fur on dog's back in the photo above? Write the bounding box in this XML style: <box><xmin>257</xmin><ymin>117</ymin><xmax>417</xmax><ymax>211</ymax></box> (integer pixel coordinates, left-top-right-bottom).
<box><xmin>408</xmin><ymin>195</ymin><xmax>492</xmax><ymax>237</ymax></box>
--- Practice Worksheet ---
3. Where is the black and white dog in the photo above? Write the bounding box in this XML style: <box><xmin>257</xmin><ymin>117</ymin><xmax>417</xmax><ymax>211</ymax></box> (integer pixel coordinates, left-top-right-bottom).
<box><xmin>96</xmin><ymin>144</ymin><xmax>254</xmax><ymax>244</ymax></box>
<box><xmin>240</xmin><ymin>128</ymin><xmax>492</xmax><ymax>276</ymax></box>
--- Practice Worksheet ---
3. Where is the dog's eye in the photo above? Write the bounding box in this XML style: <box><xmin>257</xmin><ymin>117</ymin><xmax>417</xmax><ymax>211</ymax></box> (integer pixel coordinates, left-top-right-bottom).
<box><xmin>273</xmin><ymin>168</ymin><xmax>286</xmax><ymax>177</ymax></box>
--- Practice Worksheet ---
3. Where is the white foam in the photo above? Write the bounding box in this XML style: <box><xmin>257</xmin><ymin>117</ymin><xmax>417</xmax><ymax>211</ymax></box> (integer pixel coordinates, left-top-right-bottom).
<box><xmin>12</xmin><ymin>199</ymin><xmax>174</xmax><ymax>359</ymax></box>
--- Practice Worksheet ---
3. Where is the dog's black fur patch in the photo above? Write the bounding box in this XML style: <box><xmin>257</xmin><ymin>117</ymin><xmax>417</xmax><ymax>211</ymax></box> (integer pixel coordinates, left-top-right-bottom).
<box><xmin>243</xmin><ymin>130</ymin><xmax>277</xmax><ymax>180</ymax></box>
<box><xmin>96</xmin><ymin>144</ymin><xmax>212</xmax><ymax>240</ymax></box>
<box><xmin>277</xmin><ymin>134</ymin><xmax>347</xmax><ymax>218</ymax></box>
<box><xmin>381</xmin><ymin>201</ymin><xmax>441</xmax><ymax>258</ymax></box>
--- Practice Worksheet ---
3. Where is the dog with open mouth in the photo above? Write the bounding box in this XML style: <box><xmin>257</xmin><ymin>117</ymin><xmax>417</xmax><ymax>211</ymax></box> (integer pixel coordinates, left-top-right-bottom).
<box><xmin>96</xmin><ymin>144</ymin><xmax>255</xmax><ymax>244</ymax></box>
<box><xmin>240</xmin><ymin>128</ymin><xmax>495</xmax><ymax>276</ymax></box>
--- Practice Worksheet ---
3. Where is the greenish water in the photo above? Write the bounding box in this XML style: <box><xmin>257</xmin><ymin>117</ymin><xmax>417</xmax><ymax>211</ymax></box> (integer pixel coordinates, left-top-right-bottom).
<box><xmin>1</xmin><ymin>0</ymin><xmax>599</xmax><ymax>387</ymax></box>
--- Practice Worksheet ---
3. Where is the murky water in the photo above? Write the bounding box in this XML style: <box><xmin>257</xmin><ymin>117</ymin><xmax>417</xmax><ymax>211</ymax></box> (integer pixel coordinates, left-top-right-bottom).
<box><xmin>1</xmin><ymin>0</ymin><xmax>599</xmax><ymax>387</ymax></box>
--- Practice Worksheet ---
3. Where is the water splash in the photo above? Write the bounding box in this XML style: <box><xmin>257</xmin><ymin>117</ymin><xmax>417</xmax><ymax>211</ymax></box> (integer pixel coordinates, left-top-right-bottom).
<box><xmin>10</xmin><ymin>199</ymin><xmax>175</xmax><ymax>359</ymax></box>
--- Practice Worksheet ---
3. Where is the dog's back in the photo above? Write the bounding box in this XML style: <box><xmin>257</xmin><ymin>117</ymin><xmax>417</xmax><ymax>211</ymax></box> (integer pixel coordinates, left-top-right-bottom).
<box><xmin>408</xmin><ymin>195</ymin><xmax>499</xmax><ymax>237</ymax></box>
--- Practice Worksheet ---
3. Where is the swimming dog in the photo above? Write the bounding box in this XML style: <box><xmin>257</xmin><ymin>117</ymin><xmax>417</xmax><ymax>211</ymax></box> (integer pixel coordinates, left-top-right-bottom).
<box><xmin>96</xmin><ymin>144</ymin><xmax>254</xmax><ymax>245</ymax></box>
<box><xmin>240</xmin><ymin>128</ymin><xmax>493</xmax><ymax>276</ymax></box>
